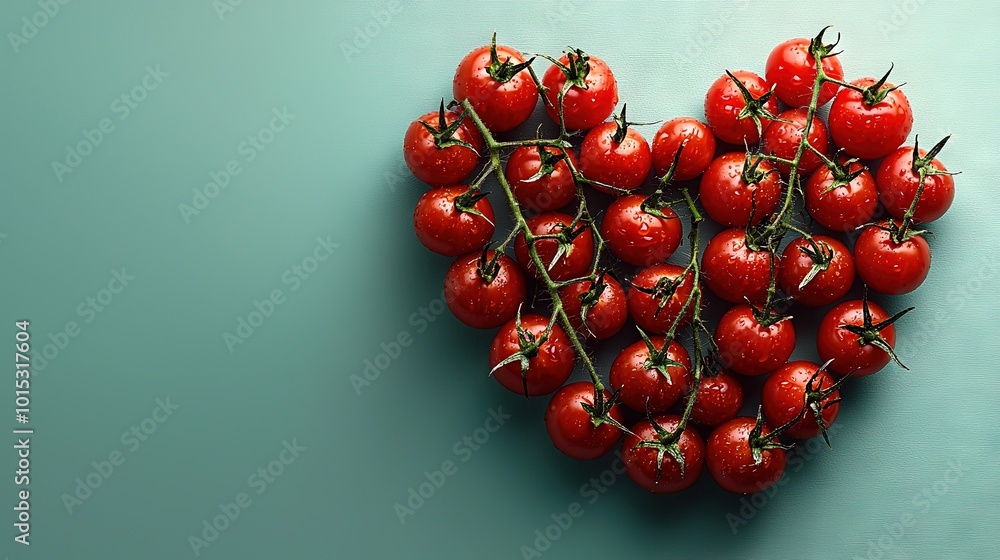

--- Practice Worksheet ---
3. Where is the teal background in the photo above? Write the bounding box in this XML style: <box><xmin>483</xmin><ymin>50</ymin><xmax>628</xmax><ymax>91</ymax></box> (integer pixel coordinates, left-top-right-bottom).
<box><xmin>2</xmin><ymin>1</ymin><xmax>998</xmax><ymax>559</ymax></box>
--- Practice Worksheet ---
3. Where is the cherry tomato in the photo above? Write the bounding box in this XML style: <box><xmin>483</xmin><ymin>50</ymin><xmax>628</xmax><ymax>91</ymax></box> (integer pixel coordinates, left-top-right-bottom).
<box><xmin>542</xmin><ymin>50</ymin><xmax>618</xmax><ymax>131</ymax></box>
<box><xmin>609</xmin><ymin>336</ymin><xmax>692</xmax><ymax>414</ymax></box>
<box><xmin>453</xmin><ymin>40</ymin><xmax>538</xmax><ymax>132</ymax></box>
<box><xmin>622</xmin><ymin>415</ymin><xmax>704</xmax><ymax>493</ymax></box>
<box><xmin>504</xmin><ymin>146</ymin><xmax>579</xmax><ymax>213</ymax></box>
<box><xmin>514</xmin><ymin>212</ymin><xmax>595</xmax><ymax>282</ymax></box>
<box><xmin>817</xmin><ymin>298</ymin><xmax>901</xmax><ymax>377</ymax></box>
<box><xmin>804</xmin><ymin>159</ymin><xmax>878</xmax><ymax>232</ymax></box>
<box><xmin>877</xmin><ymin>146</ymin><xmax>955</xmax><ymax>224</ymax></box>
<box><xmin>627</xmin><ymin>264</ymin><xmax>697</xmax><ymax>333</ymax></box>
<box><xmin>699</xmin><ymin>153</ymin><xmax>781</xmax><ymax>227</ymax></box>
<box><xmin>489</xmin><ymin>314</ymin><xmax>575</xmax><ymax>396</ymax></box>
<box><xmin>778</xmin><ymin>236</ymin><xmax>855</xmax><ymax>307</ymax></box>
<box><xmin>707</xmin><ymin>416</ymin><xmax>787</xmax><ymax>494</ymax></box>
<box><xmin>765</xmin><ymin>37</ymin><xmax>843</xmax><ymax>107</ymax></box>
<box><xmin>704</xmin><ymin>70</ymin><xmax>777</xmax><ymax>145</ymax></box>
<box><xmin>443</xmin><ymin>250</ymin><xmax>527</xmax><ymax>329</ymax></box>
<box><xmin>828</xmin><ymin>77</ymin><xmax>913</xmax><ymax>160</ymax></box>
<box><xmin>579</xmin><ymin>118</ymin><xmax>652</xmax><ymax>194</ymax></box>
<box><xmin>413</xmin><ymin>186</ymin><xmax>495</xmax><ymax>256</ymax></box>
<box><xmin>600</xmin><ymin>194</ymin><xmax>682</xmax><ymax>266</ymax></box>
<box><xmin>714</xmin><ymin>304</ymin><xmax>795</xmax><ymax>377</ymax></box>
<box><xmin>558</xmin><ymin>276</ymin><xmax>628</xmax><ymax>340</ymax></box>
<box><xmin>701</xmin><ymin>228</ymin><xmax>774</xmax><ymax>304</ymax></box>
<box><xmin>854</xmin><ymin>221</ymin><xmax>931</xmax><ymax>295</ymax></box>
<box><xmin>762</xmin><ymin>361</ymin><xmax>841</xmax><ymax>440</ymax></box>
<box><xmin>403</xmin><ymin>106</ymin><xmax>483</xmax><ymax>187</ymax></box>
<box><xmin>651</xmin><ymin>117</ymin><xmax>717</xmax><ymax>181</ymax></box>
<box><xmin>690</xmin><ymin>371</ymin><xmax>744</xmax><ymax>427</ymax></box>
<box><xmin>545</xmin><ymin>382</ymin><xmax>624</xmax><ymax>460</ymax></box>
<box><xmin>761</xmin><ymin>108</ymin><xmax>830</xmax><ymax>176</ymax></box>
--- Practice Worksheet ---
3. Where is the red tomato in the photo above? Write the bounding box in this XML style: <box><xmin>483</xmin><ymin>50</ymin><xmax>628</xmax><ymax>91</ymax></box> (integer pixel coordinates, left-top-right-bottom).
<box><xmin>579</xmin><ymin>115</ymin><xmax>652</xmax><ymax>194</ymax></box>
<box><xmin>817</xmin><ymin>297</ymin><xmax>908</xmax><ymax>377</ymax></box>
<box><xmin>701</xmin><ymin>228</ymin><xmax>774</xmax><ymax>304</ymax></box>
<box><xmin>765</xmin><ymin>37</ymin><xmax>844</xmax><ymax>107</ymax></box>
<box><xmin>690</xmin><ymin>371</ymin><xmax>744</xmax><ymax>427</ymax></box>
<box><xmin>714</xmin><ymin>304</ymin><xmax>795</xmax><ymax>377</ymax></box>
<box><xmin>609</xmin><ymin>336</ymin><xmax>692</xmax><ymax>414</ymax></box>
<box><xmin>854</xmin><ymin>221</ymin><xmax>931</xmax><ymax>295</ymax></box>
<box><xmin>413</xmin><ymin>186</ymin><xmax>495</xmax><ymax>256</ymax></box>
<box><xmin>627</xmin><ymin>264</ymin><xmax>697</xmax><ymax>333</ymax></box>
<box><xmin>489</xmin><ymin>314</ymin><xmax>575</xmax><ymax>396</ymax></box>
<box><xmin>762</xmin><ymin>361</ymin><xmax>841</xmax><ymax>440</ymax></box>
<box><xmin>761</xmin><ymin>108</ymin><xmax>830</xmax><ymax>176</ymax></box>
<box><xmin>545</xmin><ymin>382</ymin><xmax>624</xmax><ymax>460</ymax></box>
<box><xmin>514</xmin><ymin>212</ymin><xmax>595</xmax><ymax>282</ymax></box>
<box><xmin>403</xmin><ymin>105</ymin><xmax>483</xmax><ymax>187</ymax></box>
<box><xmin>704</xmin><ymin>70</ymin><xmax>778</xmax><ymax>145</ymax></box>
<box><xmin>828</xmin><ymin>77</ymin><xmax>913</xmax><ymax>160</ymax></box>
<box><xmin>707</xmin><ymin>416</ymin><xmax>787</xmax><ymax>494</ymax></box>
<box><xmin>622</xmin><ymin>415</ymin><xmax>704</xmax><ymax>493</ymax></box>
<box><xmin>651</xmin><ymin>117</ymin><xmax>717</xmax><ymax>181</ymax></box>
<box><xmin>600</xmin><ymin>194</ymin><xmax>682</xmax><ymax>266</ymax></box>
<box><xmin>443</xmin><ymin>251</ymin><xmax>527</xmax><ymax>329</ymax></box>
<box><xmin>558</xmin><ymin>276</ymin><xmax>628</xmax><ymax>340</ymax></box>
<box><xmin>453</xmin><ymin>39</ymin><xmax>538</xmax><ymax>132</ymax></box>
<box><xmin>778</xmin><ymin>236</ymin><xmax>855</xmax><ymax>307</ymax></box>
<box><xmin>542</xmin><ymin>50</ymin><xmax>618</xmax><ymax>131</ymax></box>
<box><xmin>504</xmin><ymin>146</ymin><xmax>579</xmax><ymax>213</ymax></box>
<box><xmin>804</xmin><ymin>159</ymin><xmax>878</xmax><ymax>232</ymax></box>
<box><xmin>877</xmin><ymin>145</ymin><xmax>955</xmax><ymax>224</ymax></box>
<box><xmin>699</xmin><ymin>152</ymin><xmax>781</xmax><ymax>227</ymax></box>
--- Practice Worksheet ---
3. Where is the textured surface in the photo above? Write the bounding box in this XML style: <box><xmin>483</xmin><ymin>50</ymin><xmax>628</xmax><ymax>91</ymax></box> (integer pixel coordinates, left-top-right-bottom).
<box><xmin>1</xmin><ymin>1</ymin><xmax>999</xmax><ymax>559</ymax></box>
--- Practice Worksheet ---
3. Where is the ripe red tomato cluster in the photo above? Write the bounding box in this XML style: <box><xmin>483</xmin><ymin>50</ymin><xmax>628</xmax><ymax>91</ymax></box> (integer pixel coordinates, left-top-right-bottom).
<box><xmin>403</xmin><ymin>30</ymin><xmax>953</xmax><ymax>496</ymax></box>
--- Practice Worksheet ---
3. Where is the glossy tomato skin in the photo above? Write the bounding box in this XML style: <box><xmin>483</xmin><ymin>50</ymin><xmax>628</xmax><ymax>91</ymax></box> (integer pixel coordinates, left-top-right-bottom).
<box><xmin>627</xmin><ymin>264</ymin><xmax>697</xmax><ymax>333</ymax></box>
<box><xmin>805</xmin><ymin>160</ymin><xmax>878</xmax><ymax>232</ymax></box>
<box><xmin>707</xmin><ymin>417</ymin><xmax>787</xmax><ymax>494</ymax></box>
<box><xmin>778</xmin><ymin>236</ymin><xmax>855</xmax><ymax>307</ymax></box>
<box><xmin>704</xmin><ymin>70</ymin><xmax>777</xmax><ymax>145</ymax></box>
<box><xmin>651</xmin><ymin>117</ymin><xmax>717</xmax><ymax>180</ymax></box>
<box><xmin>443</xmin><ymin>251</ymin><xmax>527</xmax><ymax>329</ymax></box>
<box><xmin>413</xmin><ymin>186</ymin><xmax>495</xmax><ymax>256</ymax></box>
<box><xmin>877</xmin><ymin>147</ymin><xmax>955</xmax><ymax>224</ymax></box>
<box><xmin>765</xmin><ymin>37</ymin><xmax>844</xmax><ymax>107</ymax></box>
<box><xmin>762</xmin><ymin>361</ymin><xmax>841</xmax><ymax>440</ymax></box>
<box><xmin>762</xmin><ymin>108</ymin><xmax>830</xmax><ymax>176</ymax></box>
<box><xmin>714</xmin><ymin>304</ymin><xmax>796</xmax><ymax>377</ymax></box>
<box><xmin>558</xmin><ymin>276</ymin><xmax>628</xmax><ymax>340</ymax></box>
<box><xmin>690</xmin><ymin>371</ymin><xmax>744</xmax><ymax>427</ymax></box>
<box><xmin>489</xmin><ymin>314</ymin><xmax>575</xmax><ymax>396</ymax></box>
<box><xmin>514</xmin><ymin>212</ymin><xmax>595</xmax><ymax>282</ymax></box>
<box><xmin>622</xmin><ymin>415</ymin><xmax>704</xmax><ymax>493</ymax></box>
<box><xmin>700</xmin><ymin>153</ymin><xmax>781</xmax><ymax>227</ymax></box>
<box><xmin>542</xmin><ymin>54</ymin><xmax>618</xmax><ymax>131</ymax></box>
<box><xmin>829</xmin><ymin>78</ymin><xmax>913</xmax><ymax>160</ymax></box>
<box><xmin>403</xmin><ymin>109</ymin><xmax>483</xmax><ymax>187</ymax></box>
<box><xmin>600</xmin><ymin>194</ymin><xmax>683</xmax><ymax>266</ymax></box>
<box><xmin>579</xmin><ymin>122</ymin><xmax>652</xmax><ymax>193</ymax></box>
<box><xmin>609</xmin><ymin>337</ymin><xmax>692</xmax><ymax>414</ymax></box>
<box><xmin>545</xmin><ymin>382</ymin><xmax>624</xmax><ymax>460</ymax></box>
<box><xmin>453</xmin><ymin>43</ymin><xmax>538</xmax><ymax>132</ymax></box>
<box><xmin>504</xmin><ymin>146</ymin><xmax>579</xmax><ymax>212</ymax></box>
<box><xmin>854</xmin><ymin>221</ymin><xmax>931</xmax><ymax>295</ymax></box>
<box><xmin>702</xmin><ymin>228</ymin><xmax>774</xmax><ymax>304</ymax></box>
<box><xmin>817</xmin><ymin>299</ymin><xmax>897</xmax><ymax>376</ymax></box>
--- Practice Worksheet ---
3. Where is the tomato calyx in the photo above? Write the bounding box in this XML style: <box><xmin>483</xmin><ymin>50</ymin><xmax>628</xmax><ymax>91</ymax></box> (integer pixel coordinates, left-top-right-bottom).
<box><xmin>487</xmin><ymin>307</ymin><xmax>554</xmax><ymax>397</ymax></box>
<box><xmin>608</xmin><ymin>104</ymin><xmax>658</xmax><ymax>144</ymax></box>
<box><xmin>808</xmin><ymin>25</ymin><xmax>842</xmax><ymax>61</ymax></box>
<box><xmin>537</xmin><ymin>47</ymin><xmax>592</xmax><ymax>90</ymax></box>
<box><xmin>454</xmin><ymin>186</ymin><xmax>495</xmax><ymax>226</ymax></box>
<box><xmin>419</xmin><ymin>100</ymin><xmax>479</xmax><ymax>152</ymax></box>
<box><xmin>580</xmin><ymin>384</ymin><xmax>632</xmax><ymax>434</ymax></box>
<box><xmin>475</xmin><ymin>244</ymin><xmax>505</xmax><ymax>284</ymax></box>
<box><xmin>885</xmin><ymin>135</ymin><xmax>956</xmax><ymax>243</ymax></box>
<box><xmin>814</xmin><ymin>148</ymin><xmax>865</xmax><ymax>194</ymax></box>
<box><xmin>484</xmin><ymin>31</ymin><xmax>536</xmax><ymax>84</ymax></box>
<box><xmin>725</xmin><ymin>70</ymin><xmax>784</xmax><ymax>141</ymax></box>
<box><xmin>640</xmin><ymin>146</ymin><xmax>687</xmax><ymax>219</ymax></box>
<box><xmin>747</xmin><ymin>406</ymin><xmax>796</xmax><ymax>465</ymax></box>
<box><xmin>741</xmin><ymin>150</ymin><xmax>778</xmax><ymax>186</ymax></box>
<box><xmin>795</xmin><ymin>236</ymin><xmax>834</xmax><ymax>290</ymax></box>
<box><xmin>838</xmin><ymin>287</ymin><xmax>914</xmax><ymax>370</ymax></box>
<box><xmin>520</xmin><ymin>145</ymin><xmax>567</xmax><ymax>183</ymax></box>
<box><xmin>636</xmin><ymin>328</ymin><xmax>686</xmax><ymax>385</ymax></box>
<box><xmin>802</xmin><ymin>359</ymin><xmax>854</xmax><ymax>448</ymax></box>
<box><xmin>633</xmin><ymin>400</ymin><xmax>689</xmax><ymax>480</ymax></box>
<box><xmin>631</xmin><ymin>271</ymin><xmax>688</xmax><ymax>320</ymax></box>
<box><xmin>574</xmin><ymin>270</ymin><xmax>611</xmax><ymax>337</ymax></box>
<box><xmin>860</xmin><ymin>63</ymin><xmax>906</xmax><ymax>106</ymax></box>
